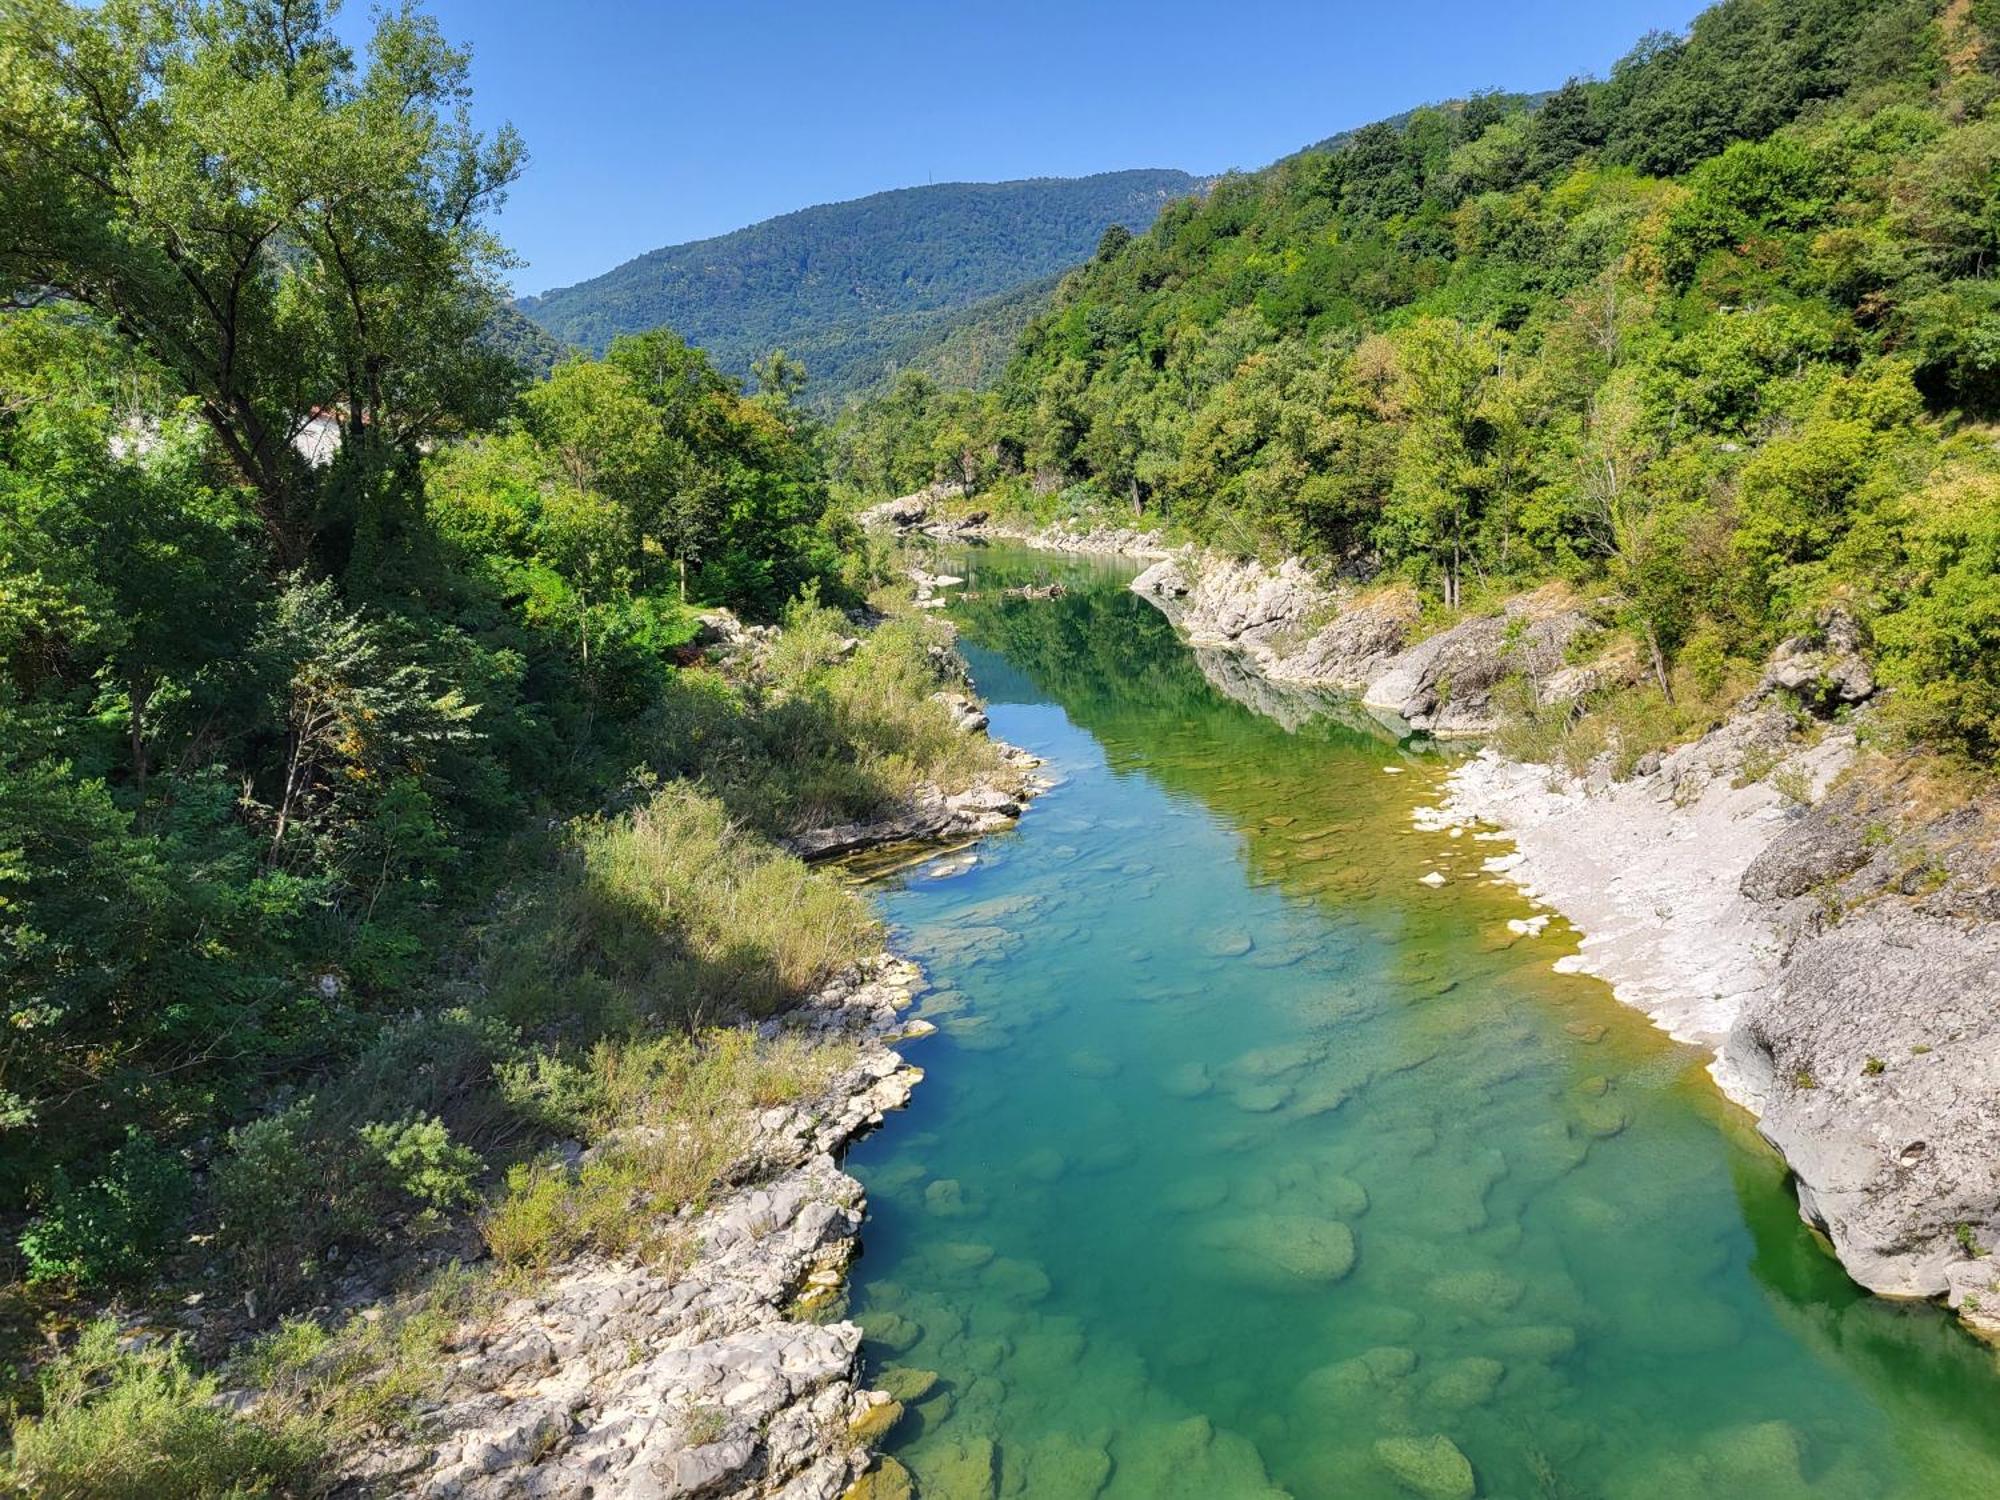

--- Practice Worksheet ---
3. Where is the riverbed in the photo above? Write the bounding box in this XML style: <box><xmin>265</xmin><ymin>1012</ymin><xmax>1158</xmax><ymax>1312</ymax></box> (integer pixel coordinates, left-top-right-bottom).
<box><xmin>842</xmin><ymin>545</ymin><xmax>2000</xmax><ymax>1499</ymax></box>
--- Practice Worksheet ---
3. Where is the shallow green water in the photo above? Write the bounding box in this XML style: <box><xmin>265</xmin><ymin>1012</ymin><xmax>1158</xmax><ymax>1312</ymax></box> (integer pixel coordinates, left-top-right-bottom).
<box><xmin>843</xmin><ymin>546</ymin><xmax>2000</xmax><ymax>1500</ymax></box>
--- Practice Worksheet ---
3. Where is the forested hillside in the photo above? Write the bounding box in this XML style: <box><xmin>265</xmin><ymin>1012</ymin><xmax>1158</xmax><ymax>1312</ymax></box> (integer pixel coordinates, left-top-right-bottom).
<box><xmin>837</xmin><ymin>0</ymin><xmax>2000</xmax><ymax>762</ymax></box>
<box><xmin>516</xmin><ymin>170</ymin><xmax>1197</xmax><ymax>399</ymax></box>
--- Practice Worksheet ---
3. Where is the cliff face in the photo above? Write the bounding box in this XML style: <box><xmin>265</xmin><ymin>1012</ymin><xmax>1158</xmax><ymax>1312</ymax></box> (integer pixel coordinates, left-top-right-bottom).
<box><xmin>1131</xmin><ymin>554</ymin><xmax>1596</xmax><ymax>737</ymax></box>
<box><xmin>1723</xmin><ymin>775</ymin><xmax>2000</xmax><ymax>1326</ymax></box>
<box><xmin>1133</xmin><ymin>546</ymin><xmax>2000</xmax><ymax>1339</ymax></box>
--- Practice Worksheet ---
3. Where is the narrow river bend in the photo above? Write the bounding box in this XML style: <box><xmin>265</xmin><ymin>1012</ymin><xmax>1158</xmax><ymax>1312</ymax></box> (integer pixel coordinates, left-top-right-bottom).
<box><xmin>842</xmin><ymin>545</ymin><xmax>2000</xmax><ymax>1500</ymax></box>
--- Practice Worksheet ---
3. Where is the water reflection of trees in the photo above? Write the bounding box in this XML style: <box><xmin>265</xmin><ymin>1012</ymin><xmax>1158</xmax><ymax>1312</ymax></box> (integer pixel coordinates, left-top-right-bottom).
<box><xmin>949</xmin><ymin>548</ymin><xmax>1426</xmax><ymax>911</ymax></box>
<box><xmin>1728</xmin><ymin>1144</ymin><xmax>2000</xmax><ymax>1481</ymax></box>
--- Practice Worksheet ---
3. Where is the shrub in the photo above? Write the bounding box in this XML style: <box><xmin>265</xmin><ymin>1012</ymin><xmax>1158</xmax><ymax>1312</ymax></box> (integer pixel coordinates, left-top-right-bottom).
<box><xmin>355</xmin><ymin>1115</ymin><xmax>484</xmax><ymax>1218</ymax></box>
<box><xmin>330</xmin><ymin>1007</ymin><xmax>518</xmax><ymax>1141</ymax></box>
<box><xmin>483</xmin><ymin>1160</ymin><xmax>584</xmax><ymax>1273</ymax></box>
<box><xmin>1678</xmin><ymin>624</ymin><xmax>1732</xmax><ymax>699</ymax></box>
<box><xmin>2</xmin><ymin>1319</ymin><xmax>320</xmax><ymax>1498</ymax></box>
<box><xmin>1770</xmin><ymin>765</ymin><xmax>1817</xmax><ymax>807</ymax></box>
<box><xmin>495</xmin><ymin>1051</ymin><xmax>606</xmax><ymax>1138</ymax></box>
<box><xmin>17</xmin><ymin>1131</ymin><xmax>191</xmax><ymax>1288</ymax></box>
<box><xmin>212</xmin><ymin>1103</ymin><xmax>325</xmax><ymax>1291</ymax></box>
<box><xmin>233</xmin><ymin>1265</ymin><xmax>495</xmax><ymax>1443</ymax></box>
<box><xmin>214</xmin><ymin>1103</ymin><xmax>486</xmax><ymax>1294</ymax></box>
<box><xmin>482</xmin><ymin>1030</ymin><xmax>850</xmax><ymax>1271</ymax></box>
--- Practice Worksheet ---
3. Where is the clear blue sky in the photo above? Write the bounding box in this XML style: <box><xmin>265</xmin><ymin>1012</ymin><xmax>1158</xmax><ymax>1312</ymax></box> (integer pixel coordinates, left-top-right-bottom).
<box><xmin>347</xmin><ymin>1</ymin><xmax>1708</xmax><ymax>296</ymax></box>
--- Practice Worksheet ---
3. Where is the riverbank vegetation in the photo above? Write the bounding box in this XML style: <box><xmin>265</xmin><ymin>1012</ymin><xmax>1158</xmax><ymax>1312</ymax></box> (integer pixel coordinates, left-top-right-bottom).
<box><xmin>0</xmin><ymin>1</ymin><xmax>1000</xmax><ymax>1487</ymax></box>
<box><xmin>835</xmin><ymin>0</ymin><xmax>2000</xmax><ymax>766</ymax></box>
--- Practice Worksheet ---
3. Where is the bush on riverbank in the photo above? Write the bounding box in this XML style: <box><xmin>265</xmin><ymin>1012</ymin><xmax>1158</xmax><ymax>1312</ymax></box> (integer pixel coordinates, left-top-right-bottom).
<box><xmin>483</xmin><ymin>1028</ymin><xmax>854</xmax><ymax>1273</ymax></box>
<box><xmin>3</xmin><ymin>1320</ymin><xmax>323</xmax><ymax>1499</ymax></box>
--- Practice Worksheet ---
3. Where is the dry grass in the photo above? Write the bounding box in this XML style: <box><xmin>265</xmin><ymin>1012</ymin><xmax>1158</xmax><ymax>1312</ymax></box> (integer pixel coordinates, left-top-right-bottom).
<box><xmin>486</xmin><ymin>784</ymin><xmax>881</xmax><ymax>1036</ymax></box>
<box><xmin>646</xmin><ymin>603</ymin><xmax>1005</xmax><ymax>836</ymax></box>
<box><xmin>483</xmin><ymin>1028</ymin><xmax>853</xmax><ymax>1273</ymax></box>
<box><xmin>3</xmin><ymin>1320</ymin><xmax>324</xmax><ymax>1499</ymax></box>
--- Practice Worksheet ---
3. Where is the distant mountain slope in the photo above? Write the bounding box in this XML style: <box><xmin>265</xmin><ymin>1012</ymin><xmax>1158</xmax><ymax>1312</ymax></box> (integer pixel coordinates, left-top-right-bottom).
<box><xmin>779</xmin><ymin>274</ymin><xmax>1063</xmax><ymax>405</ymax></box>
<box><xmin>516</xmin><ymin>169</ymin><xmax>1197</xmax><ymax>397</ymax></box>
<box><xmin>481</xmin><ymin>301</ymin><xmax>570</xmax><ymax>379</ymax></box>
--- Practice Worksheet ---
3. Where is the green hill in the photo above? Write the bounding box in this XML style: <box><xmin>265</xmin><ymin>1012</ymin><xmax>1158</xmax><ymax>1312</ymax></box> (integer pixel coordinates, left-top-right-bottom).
<box><xmin>515</xmin><ymin>169</ymin><xmax>1197</xmax><ymax>398</ymax></box>
<box><xmin>837</xmin><ymin>0</ymin><xmax>2000</xmax><ymax>760</ymax></box>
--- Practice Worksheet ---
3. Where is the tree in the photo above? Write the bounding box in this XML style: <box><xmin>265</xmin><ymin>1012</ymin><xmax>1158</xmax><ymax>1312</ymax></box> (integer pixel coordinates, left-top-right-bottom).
<box><xmin>1524</xmin><ymin>79</ymin><xmax>1605</xmax><ymax>182</ymax></box>
<box><xmin>0</xmin><ymin>0</ymin><xmax>524</xmax><ymax>568</ymax></box>
<box><xmin>751</xmin><ymin>349</ymin><xmax>808</xmax><ymax>406</ymax></box>
<box><xmin>1874</xmin><ymin>472</ymin><xmax>2000</xmax><ymax>758</ymax></box>
<box><xmin>1574</xmin><ymin>375</ymin><xmax>1706</xmax><ymax>699</ymax></box>
<box><xmin>1383</xmin><ymin>319</ymin><xmax>1506</xmax><ymax>608</ymax></box>
<box><xmin>519</xmin><ymin>358</ymin><xmax>658</xmax><ymax>561</ymax></box>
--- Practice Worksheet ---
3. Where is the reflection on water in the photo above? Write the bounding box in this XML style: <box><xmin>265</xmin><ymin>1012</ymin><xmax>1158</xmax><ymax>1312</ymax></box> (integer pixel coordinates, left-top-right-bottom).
<box><xmin>841</xmin><ymin>546</ymin><xmax>2000</xmax><ymax>1499</ymax></box>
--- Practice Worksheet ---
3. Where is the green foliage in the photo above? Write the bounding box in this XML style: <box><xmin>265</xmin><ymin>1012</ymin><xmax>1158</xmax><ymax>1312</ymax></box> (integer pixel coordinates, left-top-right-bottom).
<box><xmin>1873</xmin><ymin>472</ymin><xmax>2000</xmax><ymax>757</ymax></box>
<box><xmin>433</xmin><ymin>330</ymin><xmax>844</xmax><ymax>622</ymax></box>
<box><xmin>1</xmin><ymin>1319</ymin><xmax>321</xmax><ymax>1498</ymax></box>
<box><xmin>516</xmin><ymin>170</ymin><xmax>1198</xmax><ymax>399</ymax></box>
<box><xmin>355</xmin><ymin>1116</ymin><xmax>484</xmax><ymax>1217</ymax></box>
<box><xmin>17</xmin><ymin>1132</ymin><xmax>190</xmax><ymax>1288</ymax></box>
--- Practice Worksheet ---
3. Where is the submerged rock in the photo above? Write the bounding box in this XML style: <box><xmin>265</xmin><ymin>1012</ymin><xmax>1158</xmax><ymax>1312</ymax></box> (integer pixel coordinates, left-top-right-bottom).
<box><xmin>1107</xmin><ymin>1414</ymin><xmax>1288</xmax><ymax>1499</ymax></box>
<box><xmin>911</xmin><ymin>1434</ymin><xmax>999</xmax><ymax>1500</ymax></box>
<box><xmin>846</xmin><ymin>1456</ymin><xmax>917</xmax><ymax>1500</ymax></box>
<box><xmin>1201</xmin><ymin>1214</ymin><xmax>1357</xmax><ymax>1286</ymax></box>
<box><xmin>1012</xmin><ymin>1432</ymin><xmax>1113</xmax><ymax>1499</ymax></box>
<box><xmin>1299</xmin><ymin>1345</ymin><xmax>1420</xmax><ymax>1404</ymax></box>
<box><xmin>1426</xmin><ymin>1355</ymin><xmax>1505</xmax><ymax>1409</ymax></box>
<box><xmin>981</xmin><ymin>1256</ymin><xmax>1053</xmax><ymax>1304</ymax></box>
<box><xmin>1373</xmin><ymin>1434</ymin><xmax>1477</xmax><ymax>1500</ymax></box>
<box><xmin>876</xmin><ymin>1366</ymin><xmax>938</xmax><ymax>1404</ymax></box>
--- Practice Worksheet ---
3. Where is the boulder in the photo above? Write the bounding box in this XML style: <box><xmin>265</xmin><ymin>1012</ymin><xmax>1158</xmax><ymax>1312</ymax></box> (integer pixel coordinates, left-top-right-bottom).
<box><xmin>1373</xmin><ymin>1434</ymin><xmax>1477</xmax><ymax>1500</ymax></box>
<box><xmin>1199</xmin><ymin>1213</ymin><xmax>1357</xmax><ymax>1285</ymax></box>
<box><xmin>846</xmin><ymin>1457</ymin><xmax>916</xmax><ymax>1500</ymax></box>
<box><xmin>1751</xmin><ymin>603</ymin><xmax>1875</xmax><ymax>711</ymax></box>
<box><xmin>1361</xmin><ymin>594</ymin><xmax>1592</xmax><ymax>736</ymax></box>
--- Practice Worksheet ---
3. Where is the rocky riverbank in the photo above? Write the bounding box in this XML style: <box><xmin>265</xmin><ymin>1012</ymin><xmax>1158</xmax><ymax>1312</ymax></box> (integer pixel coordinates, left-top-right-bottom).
<box><xmin>857</xmin><ymin>486</ymin><xmax>1171</xmax><ymax>560</ymax></box>
<box><xmin>786</xmin><ymin>747</ymin><xmax>1047</xmax><ymax>862</ymax></box>
<box><xmin>347</xmin><ymin>958</ymin><xmax>932</xmax><ymax>1499</ymax></box>
<box><xmin>1434</xmin><ymin>728</ymin><xmax>2000</xmax><ymax>1339</ymax></box>
<box><xmin>1131</xmin><ymin>553</ymin><xmax>1598</xmax><ymax>736</ymax></box>
<box><xmin>318</xmin><ymin>641</ymin><xmax>1049</xmax><ymax>1495</ymax></box>
<box><xmin>1128</xmin><ymin>543</ymin><xmax>2000</xmax><ymax>1340</ymax></box>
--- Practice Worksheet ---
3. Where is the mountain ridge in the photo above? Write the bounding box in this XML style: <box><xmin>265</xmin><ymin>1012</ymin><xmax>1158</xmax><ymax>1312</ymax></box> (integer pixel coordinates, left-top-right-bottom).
<box><xmin>515</xmin><ymin>168</ymin><xmax>1199</xmax><ymax>399</ymax></box>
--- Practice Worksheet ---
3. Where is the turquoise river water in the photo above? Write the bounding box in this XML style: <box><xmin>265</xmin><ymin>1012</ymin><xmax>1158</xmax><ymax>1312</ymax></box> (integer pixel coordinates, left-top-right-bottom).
<box><xmin>841</xmin><ymin>545</ymin><xmax>2000</xmax><ymax>1499</ymax></box>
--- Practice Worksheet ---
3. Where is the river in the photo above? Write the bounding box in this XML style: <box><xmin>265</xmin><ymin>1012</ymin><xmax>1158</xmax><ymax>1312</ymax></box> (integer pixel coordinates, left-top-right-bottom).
<box><xmin>840</xmin><ymin>544</ymin><xmax>2000</xmax><ymax>1499</ymax></box>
